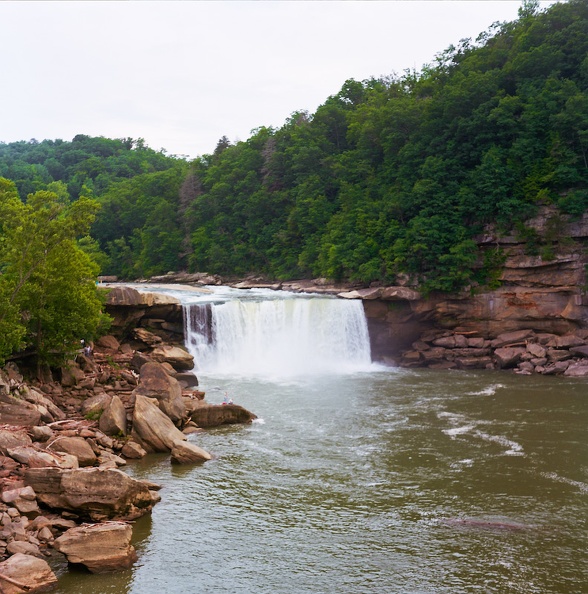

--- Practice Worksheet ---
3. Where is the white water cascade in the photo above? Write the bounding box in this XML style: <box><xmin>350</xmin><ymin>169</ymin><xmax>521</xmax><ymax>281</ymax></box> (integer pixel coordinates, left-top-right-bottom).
<box><xmin>182</xmin><ymin>289</ymin><xmax>372</xmax><ymax>377</ymax></box>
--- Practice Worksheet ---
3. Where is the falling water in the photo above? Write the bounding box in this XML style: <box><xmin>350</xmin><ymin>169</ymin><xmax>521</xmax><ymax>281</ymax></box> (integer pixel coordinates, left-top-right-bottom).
<box><xmin>183</xmin><ymin>292</ymin><xmax>372</xmax><ymax>376</ymax></box>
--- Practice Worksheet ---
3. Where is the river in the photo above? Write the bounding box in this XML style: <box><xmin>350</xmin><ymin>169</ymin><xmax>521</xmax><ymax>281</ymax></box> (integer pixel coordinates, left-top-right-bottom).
<box><xmin>53</xmin><ymin>287</ymin><xmax>588</xmax><ymax>593</ymax></box>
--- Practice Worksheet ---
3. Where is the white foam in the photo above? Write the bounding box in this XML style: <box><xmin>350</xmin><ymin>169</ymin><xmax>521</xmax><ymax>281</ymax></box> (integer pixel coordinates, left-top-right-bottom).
<box><xmin>468</xmin><ymin>383</ymin><xmax>506</xmax><ymax>397</ymax></box>
<box><xmin>541</xmin><ymin>472</ymin><xmax>588</xmax><ymax>494</ymax></box>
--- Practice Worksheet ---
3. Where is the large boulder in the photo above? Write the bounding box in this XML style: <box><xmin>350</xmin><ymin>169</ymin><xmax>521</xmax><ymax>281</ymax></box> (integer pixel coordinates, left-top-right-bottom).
<box><xmin>99</xmin><ymin>395</ymin><xmax>128</xmax><ymax>437</ymax></box>
<box><xmin>1</xmin><ymin>485</ymin><xmax>40</xmax><ymax>517</ymax></box>
<box><xmin>0</xmin><ymin>553</ymin><xmax>58</xmax><ymax>593</ymax></box>
<box><xmin>134</xmin><ymin>362</ymin><xmax>185</xmax><ymax>423</ymax></box>
<box><xmin>0</xmin><ymin>427</ymin><xmax>32</xmax><ymax>455</ymax></box>
<box><xmin>53</xmin><ymin>522</ymin><xmax>137</xmax><ymax>573</ymax></box>
<box><xmin>7</xmin><ymin>446</ymin><xmax>79</xmax><ymax>469</ymax></box>
<box><xmin>17</xmin><ymin>386</ymin><xmax>66</xmax><ymax>422</ymax></box>
<box><xmin>24</xmin><ymin>466</ymin><xmax>158</xmax><ymax>521</ymax></box>
<box><xmin>131</xmin><ymin>394</ymin><xmax>187</xmax><ymax>453</ymax></box>
<box><xmin>46</xmin><ymin>436</ymin><xmax>98</xmax><ymax>467</ymax></box>
<box><xmin>170</xmin><ymin>439</ymin><xmax>212</xmax><ymax>464</ymax></box>
<box><xmin>0</xmin><ymin>392</ymin><xmax>42</xmax><ymax>426</ymax></box>
<box><xmin>188</xmin><ymin>403</ymin><xmax>257</xmax><ymax>428</ymax></box>
<box><xmin>149</xmin><ymin>345</ymin><xmax>195</xmax><ymax>371</ymax></box>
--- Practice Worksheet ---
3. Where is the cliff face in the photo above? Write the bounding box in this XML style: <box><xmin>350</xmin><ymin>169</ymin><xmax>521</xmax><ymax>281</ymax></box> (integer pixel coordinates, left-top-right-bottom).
<box><xmin>364</xmin><ymin>207</ymin><xmax>588</xmax><ymax>362</ymax></box>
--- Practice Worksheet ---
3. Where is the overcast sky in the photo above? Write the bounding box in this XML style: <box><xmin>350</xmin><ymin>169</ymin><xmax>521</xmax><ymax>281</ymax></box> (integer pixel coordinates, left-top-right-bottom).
<box><xmin>1</xmin><ymin>1</ymin><xmax>558</xmax><ymax>159</ymax></box>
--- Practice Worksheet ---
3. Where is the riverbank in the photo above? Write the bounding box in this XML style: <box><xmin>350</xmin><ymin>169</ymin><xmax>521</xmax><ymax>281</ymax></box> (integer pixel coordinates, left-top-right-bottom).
<box><xmin>0</xmin><ymin>312</ymin><xmax>256</xmax><ymax>590</ymax></box>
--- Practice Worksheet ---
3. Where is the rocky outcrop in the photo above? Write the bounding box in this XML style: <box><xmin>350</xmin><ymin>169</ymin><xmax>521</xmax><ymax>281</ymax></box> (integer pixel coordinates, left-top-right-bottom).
<box><xmin>0</xmin><ymin>553</ymin><xmax>58</xmax><ymax>593</ymax></box>
<box><xmin>188</xmin><ymin>403</ymin><xmax>257</xmax><ymax>428</ymax></box>
<box><xmin>170</xmin><ymin>439</ymin><xmax>213</xmax><ymax>464</ymax></box>
<box><xmin>131</xmin><ymin>394</ymin><xmax>187</xmax><ymax>452</ymax></box>
<box><xmin>53</xmin><ymin>522</ymin><xmax>137</xmax><ymax>573</ymax></box>
<box><xmin>149</xmin><ymin>345</ymin><xmax>194</xmax><ymax>371</ymax></box>
<box><xmin>24</xmin><ymin>467</ymin><xmax>158</xmax><ymax>522</ymax></box>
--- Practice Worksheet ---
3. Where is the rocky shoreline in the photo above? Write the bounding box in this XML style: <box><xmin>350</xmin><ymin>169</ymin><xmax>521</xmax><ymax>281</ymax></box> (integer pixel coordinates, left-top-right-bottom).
<box><xmin>0</xmin><ymin>296</ymin><xmax>256</xmax><ymax>591</ymax></box>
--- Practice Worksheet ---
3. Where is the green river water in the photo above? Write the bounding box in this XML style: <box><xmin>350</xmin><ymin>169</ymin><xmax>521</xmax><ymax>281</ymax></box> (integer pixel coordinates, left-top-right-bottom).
<box><xmin>53</xmin><ymin>367</ymin><xmax>587</xmax><ymax>593</ymax></box>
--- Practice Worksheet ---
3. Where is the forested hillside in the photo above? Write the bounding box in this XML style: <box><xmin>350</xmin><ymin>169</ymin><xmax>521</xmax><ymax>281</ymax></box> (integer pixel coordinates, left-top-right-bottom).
<box><xmin>1</xmin><ymin>0</ymin><xmax>587</xmax><ymax>294</ymax></box>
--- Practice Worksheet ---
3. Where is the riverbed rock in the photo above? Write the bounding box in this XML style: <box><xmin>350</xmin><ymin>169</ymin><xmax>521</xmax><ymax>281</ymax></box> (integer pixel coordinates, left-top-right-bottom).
<box><xmin>24</xmin><ymin>467</ymin><xmax>157</xmax><ymax>521</ymax></box>
<box><xmin>7</xmin><ymin>446</ymin><xmax>79</xmax><ymax>469</ymax></box>
<box><xmin>0</xmin><ymin>553</ymin><xmax>57</xmax><ymax>593</ymax></box>
<box><xmin>46</xmin><ymin>436</ymin><xmax>98</xmax><ymax>467</ymax></box>
<box><xmin>188</xmin><ymin>403</ymin><xmax>257</xmax><ymax>428</ymax></box>
<box><xmin>1</xmin><ymin>486</ymin><xmax>40</xmax><ymax>517</ymax></box>
<box><xmin>0</xmin><ymin>427</ymin><xmax>32</xmax><ymax>454</ymax></box>
<box><xmin>80</xmin><ymin>393</ymin><xmax>112</xmax><ymax>418</ymax></box>
<box><xmin>170</xmin><ymin>439</ymin><xmax>212</xmax><ymax>464</ymax></box>
<box><xmin>53</xmin><ymin>522</ymin><xmax>137</xmax><ymax>573</ymax></box>
<box><xmin>494</xmin><ymin>346</ymin><xmax>526</xmax><ymax>369</ymax></box>
<box><xmin>134</xmin><ymin>362</ymin><xmax>185</xmax><ymax>423</ymax></box>
<box><xmin>99</xmin><ymin>395</ymin><xmax>128</xmax><ymax>437</ymax></box>
<box><xmin>121</xmin><ymin>440</ymin><xmax>147</xmax><ymax>459</ymax></box>
<box><xmin>131</xmin><ymin>394</ymin><xmax>187</xmax><ymax>453</ymax></box>
<box><xmin>0</xmin><ymin>393</ymin><xmax>42</xmax><ymax>426</ymax></box>
<box><xmin>149</xmin><ymin>345</ymin><xmax>194</xmax><ymax>371</ymax></box>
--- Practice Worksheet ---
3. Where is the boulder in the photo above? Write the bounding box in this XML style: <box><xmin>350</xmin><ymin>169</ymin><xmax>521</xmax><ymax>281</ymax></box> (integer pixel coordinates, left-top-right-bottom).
<box><xmin>8</xmin><ymin>446</ymin><xmax>79</xmax><ymax>469</ymax></box>
<box><xmin>24</xmin><ymin>466</ymin><xmax>157</xmax><ymax>521</ymax></box>
<box><xmin>564</xmin><ymin>361</ymin><xmax>588</xmax><ymax>377</ymax></box>
<box><xmin>99</xmin><ymin>395</ymin><xmax>128</xmax><ymax>437</ymax></box>
<box><xmin>81</xmin><ymin>393</ymin><xmax>112</xmax><ymax>417</ymax></box>
<box><xmin>131</xmin><ymin>394</ymin><xmax>187</xmax><ymax>453</ymax></box>
<box><xmin>0</xmin><ymin>553</ymin><xmax>57</xmax><ymax>593</ymax></box>
<box><xmin>133</xmin><ymin>327</ymin><xmax>163</xmax><ymax>346</ymax></box>
<box><xmin>121</xmin><ymin>440</ymin><xmax>147</xmax><ymax>459</ymax></box>
<box><xmin>0</xmin><ymin>392</ymin><xmax>42</xmax><ymax>426</ymax></box>
<box><xmin>491</xmin><ymin>329</ymin><xmax>535</xmax><ymax>348</ymax></box>
<box><xmin>493</xmin><ymin>347</ymin><xmax>526</xmax><ymax>369</ymax></box>
<box><xmin>130</xmin><ymin>351</ymin><xmax>152</xmax><ymax>372</ymax></box>
<box><xmin>135</xmin><ymin>362</ymin><xmax>185</xmax><ymax>423</ymax></box>
<box><xmin>17</xmin><ymin>386</ymin><xmax>66</xmax><ymax>422</ymax></box>
<box><xmin>1</xmin><ymin>486</ymin><xmax>40</xmax><ymax>517</ymax></box>
<box><xmin>175</xmin><ymin>372</ymin><xmax>199</xmax><ymax>388</ymax></box>
<box><xmin>53</xmin><ymin>522</ymin><xmax>137</xmax><ymax>573</ymax></box>
<box><xmin>0</xmin><ymin>427</ymin><xmax>32</xmax><ymax>455</ymax></box>
<box><xmin>569</xmin><ymin>345</ymin><xmax>588</xmax><ymax>358</ymax></box>
<box><xmin>46</xmin><ymin>436</ymin><xmax>97</xmax><ymax>467</ymax></box>
<box><xmin>59</xmin><ymin>363</ymin><xmax>86</xmax><ymax>388</ymax></box>
<box><xmin>96</xmin><ymin>335</ymin><xmax>121</xmax><ymax>351</ymax></box>
<box><xmin>170</xmin><ymin>439</ymin><xmax>212</xmax><ymax>464</ymax></box>
<box><xmin>188</xmin><ymin>403</ymin><xmax>257</xmax><ymax>428</ymax></box>
<box><xmin>149</xmin><ymin>345</ymin><xmax>194</xmax><ymax>371</ymax></box>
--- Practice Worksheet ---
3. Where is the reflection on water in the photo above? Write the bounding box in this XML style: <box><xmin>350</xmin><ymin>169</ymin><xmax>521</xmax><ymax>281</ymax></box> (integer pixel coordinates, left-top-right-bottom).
<box><xmin>53</xmin><ymin>368</ymin><xmax>588</xmax><ymax>593</ymax></box>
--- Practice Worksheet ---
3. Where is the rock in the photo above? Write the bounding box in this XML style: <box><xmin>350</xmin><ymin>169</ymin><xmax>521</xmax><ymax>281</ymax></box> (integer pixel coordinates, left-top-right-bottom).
<box><xmin>0</xmin><ymin>393</ymin><xmax>42</xmax><ymax>426</ymax></box>
<box><xmin>60</xmin><ymin>363</ymin><xmax>86</xmax><ymax>388</ymax></box>
<box><xmin>175</xmin><ymin>372</ymin><xmax>199</xmax><ymax>388</ymax></box>
<box><xmin>170</xmin><ymin>439</ymin><xmax>212</xmax><ymax>464</ymax></box>
<box><xmin>491</xmin><ymin>330</ymin><xmax>535</xmax><ymax>348</ymax></box>
<box><xmin>8</xmin><ymin>446</ymin><xmax>79</xmax><ymax>469</ymax></box>
<box><xmin>121</xmin><ymin>440</ymin><xmax>147</xmax><ymax>459</ymax></box>
<box><xmin>188</xmin><ymin>403</ymin><xmax>257</xmax><ymax>428</ymax></box>
<box><xmin>130</xmin><ymin>351</ymin><xmax>153</xmax><ymax>372</ymax></box>
<box><xmin>564</xmin><ymin>362</ymin><xmax>588</xmax><ymax>377</ymax></box>
<box><xmin>99</xmin><ymin>395</ymin><xmax>128</xmax><ymax>437</ymax></box>
<box><xmin>24</xmin><ymin>466</ymin><xmax>157</xmax><ymax>521</ymax></box>
<box><xmin>338</xmin><ymin>287</ymin><xmax>382</xmax><ymax>300</ymax></box>
<box><xmin>1</xmin><ymin>486</ymin><xmax>40</xmax><ymax>517</ymax></box>
<box><xmin>106</xmin><ymin>286</ymin><xmax>180</xmax><ymax>307</ymax></box>
<box><xmin>0</xmin><ymin>427</ymin><xmax>32</xmax><ymax>455</ymax></box>
<box><xmin>29</xmin><ymin>426</ymin><xmax>54</xmax><ymax>443</ymax></box>
<box><xmin>493</xmin><ymin>347</ymin><xmax>526</xmax><ymax>369</ymax></box>
<box><xmin>541</xmin><ymin>360</ymin><xmax>571</xmax><ymax>375</ymax></box>
<box><xmin>53</xmin><ymin>522</ymin><xmax>137</xmax><ymax>573</ymax></box>
<box><xmin>0</xmin><ymin>553</ymin><xmax>57</xmax><ymax>593</ymax></box>
<box><xmin>380</xmin><ymin>287</ymin><xmax>421</xmax><ymax>301</ymax></box>
<box><xmin>81</xmin><ymin>393</ymin><xmax>112</xmax><ymax>417</ymax></box>
<box><xmin>569</xmin><ymin>345</ymin><xmax>588</xmax><ymax>358</ymax></box>
<box><xmin>546</xmin><ymin>349</ymin><xmax>573</xmax><ymax>362</ymax></box>
<box><xmin>96</xmin><ymin>335</ymin><xmax>121</xmax><ymax>351</ymax></box>
<box><xmin>131</xmin><ymin>394</ymin><xmax>187</xmax><ymax>453</ymax></box>
<box><xmin>526</xmin><ymin>342</ymin><xmax>546</xmax><ymax>358</ymax></box>
<box><xmin>133</xmin><ymin>327</ymin><xmax>163</xmax><ymax>346</ymax></box>
<box><xmin>6</xmin><ymin>540</ymin><xmax>42</xmax><ymax>557</ymax></box>
<box><xmin>135</xmin><ymin>362</ymin><xmax>185</xmax><ymax>424</ymax></box>
<box><xmin>149</xmin><ymin>345</ymin><xmax>194</xmax><ymax>371</ymax></box>
<box><xmin>46</xmin><ymin>436</ymin><xmax>98</xmax><ymax>467</ymax></box>
<box><xmin>554</xmin><ymin>334</ymin><xmax>585</xmax><ymax>348</ymax></box>
<box><xmin>17</xmin><ymin>386</ymin><xmax>66</xmax><ymax>422</ymax></box>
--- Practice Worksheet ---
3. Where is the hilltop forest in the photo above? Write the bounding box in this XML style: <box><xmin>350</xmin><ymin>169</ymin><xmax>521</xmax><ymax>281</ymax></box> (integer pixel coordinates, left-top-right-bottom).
<box><xmin>1</xmin><ymin>0</ymin><xmax>587</xmax><ymax>361</ymax></box>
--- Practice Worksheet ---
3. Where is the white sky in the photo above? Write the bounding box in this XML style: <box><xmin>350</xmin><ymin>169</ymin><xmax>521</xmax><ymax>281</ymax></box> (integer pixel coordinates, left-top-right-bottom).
<box><xmin>1</xmin><ymin>1</ymin><xmax>559</xmax><ymax>159</ymax></box>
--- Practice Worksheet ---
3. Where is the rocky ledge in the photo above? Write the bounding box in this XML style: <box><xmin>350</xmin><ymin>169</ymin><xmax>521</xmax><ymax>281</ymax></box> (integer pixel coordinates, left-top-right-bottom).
<box><xmin>0</xmin><ymin>328</ymin><xmax>256</xmax><ymax>590</ymax></box>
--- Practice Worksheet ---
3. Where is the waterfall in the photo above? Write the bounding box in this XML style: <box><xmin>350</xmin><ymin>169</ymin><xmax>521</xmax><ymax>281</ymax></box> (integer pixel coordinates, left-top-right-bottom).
<box><xmin>183</xmin><ymin>293</ymin><xmax>372</xmax><ymax>377</ymax></box>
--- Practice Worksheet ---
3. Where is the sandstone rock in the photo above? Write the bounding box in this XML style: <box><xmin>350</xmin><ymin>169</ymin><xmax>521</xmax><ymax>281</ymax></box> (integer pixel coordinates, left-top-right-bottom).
<box><xmin>526</xmin><ymin>342</ymin><xmax>547</xmax><ymax>358</ymax></box>
<box><xmin>546</xmin><ymin>349</ymin><xmax>573</xmax><ymax>362</ymax></box>
<box><xmin>133</xmin><ymin>327</ymin><xmax>163</xmax><ymax>346</ymax></box>
<box><xmin>18</xmin><ymin>386</ymin><xmax>66</xmax><ymax>422</ymax></box>
<box><xmin>0</xmin><ymin>427</ymin><xmax>32</xmax><ymax>455</ymax></box>
<box><xmin>380</xmin><ymin>287</ymin><xmax>421</xmax><ymax>301</ymax></box>
<box><xmin>46</xmin><ymin>436</ymin><xmax>97</xmax><ymax>467</ymax></box>
<box><xmin>491</xmin><ymin>330</ymin><xmax>535</xmax><ymax>348</ymax></box>
<box><xmin>99</xmin><ymin>395</ymin><xmax>128</xmax><ymax>437</ymax></box>
<box><xmin>8</xmin><ymin>446</ymin><xmax>79</xmax><ymax>469</ymax></box>
<box><xmin>106</xmin><ymin>286</ymin><xmax>180</xmax><ymax>307</ymax></box>
<box><xmin>149</xmin><ymin>345</ymin><xmax>194</xmax><ymax>372</ymax></box>
<box><xmin>53</xmin><ymin>522</ymin><xmax>137</xmax><ymax>573</ymax></box>
<box><xmin>24</xmin><ymin>466</ymin><xmax>157</xmax><ymax>521</ymax></box>
<box><xmin>421</xmin><ymin>347</ymin><xmax>446</xmax><ymax>362</ymax></box>
<box><xmin>81</xmin><ymin>393</ymin><xmax>112</xmax><ymax>417</ymax></box>
<box><xmin>131</xmin><ymin>394</ymin><xmax>186</xmax><ymax>452</ymax></box>
<box><xmin>188</xmin><ymin>403</ymin><xmax>257</xmax><ymax>428</ymax></box>
<box><xmin>564</xmin><ymin>362</ymin><xmax>588</xmax><ymax>377</ymax></box>
<box><xmin>542</xmin><ymin>360</ymin><xmax>571</xmax><ymax>375</ymax></box>
<box><xmin>0</xmin><ymin>393</ymin><xmax>42</xmax><ymax>426</ymax></box>
<box><xmin>432</xmin><ymin>336</ymin><xmax>456</xmax><ymax>348</ymax></box>
<box><xmin>96</xmin><ymin>335</ymin><xmax>121</xmax><ymax>351</ymax></box>
<box><xmin>6</xmin><ymin>540</ymin><xmax>42</xmax><ymax>557</ymax></box>
<box><xmin>175</xmin><ymin>372</ymin><xmax>199</xmax><ymax>388</ymax></box>
<box><xmin>454</xmin><ymin>356</ymin><xmax>494</xmax><ymax>369</ymax></box>
<box><xmin>135</xmin><ymin>362</ymin><xmax>185</xmax><ymax>423</ymax></box>
<box><xmin>130</xmin><ymin>351</ymin><xmax>153</xmax><ymax>372</ymax></box>
<box><xmin>60</xmin><ymin>363</ymin><xmax>86</xmax><ymax>388</ymax></box>
<box><xmin>121</xmin><ymin>440</ymin><xmax>147</xmax><ymax>459</ymax></box>
<box><xmin>170</xmin><ymin>439</ymin><xmax>212</xmax><ymax>464</ymax></box>
<box><xmin>553</xmin><ymin>334</ymin><xmax>586</xmax><ymax>349</ymax></box>
<box><xmin>1</xmin><ymin>486</ymin><xmax>40</xmax><ymax>517</ymax></box>
<box><xmin>570</xmin><ymin>345</ymin><xmax>588</xmax><ymax>358</ymax></box>
<box><xmin>494</xmin><ymin>347</ymin><xmax>526</xmax><ymax>369</ymax></box>
<box><xmin>0</xmin><ymin>553</ymin><xmax>57</xmax><ymax>593</ymax></box>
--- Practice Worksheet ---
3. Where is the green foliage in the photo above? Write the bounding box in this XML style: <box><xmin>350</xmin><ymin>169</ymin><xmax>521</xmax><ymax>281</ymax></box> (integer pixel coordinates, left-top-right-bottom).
<box><xmin>0</xmin><ymin>178</ymin><xmax>110</xmax><ymax>365</ymax></box>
